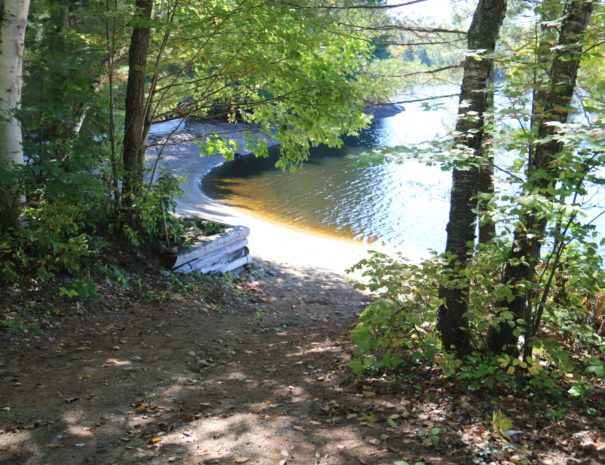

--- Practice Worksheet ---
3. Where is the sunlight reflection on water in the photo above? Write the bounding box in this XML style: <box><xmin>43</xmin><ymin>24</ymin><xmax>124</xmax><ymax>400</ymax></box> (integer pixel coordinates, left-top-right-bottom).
<box><xmin>202</xmin><ymin>88</ymin><xmax>458</xmax><ymax>254</ymax></box>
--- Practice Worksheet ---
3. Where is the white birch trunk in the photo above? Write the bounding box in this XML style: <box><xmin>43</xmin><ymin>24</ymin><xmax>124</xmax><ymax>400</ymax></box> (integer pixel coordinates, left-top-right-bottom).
<box><xmin>0</xmin><ymin>0</ymin><xmax>30</xmax><ymax>167</ymax></box>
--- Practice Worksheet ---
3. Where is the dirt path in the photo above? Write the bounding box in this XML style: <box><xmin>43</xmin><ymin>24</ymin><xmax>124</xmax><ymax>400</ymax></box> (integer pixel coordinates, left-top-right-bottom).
<box><xmin>1</xmin><ymin>261</ymin><xmax>437</xmax><ymax>465</ymax></box>
<box><xmin>1</xmin><ymin>120</ymin><xmax>436</xmax><ymax>465</ymax></box>
<box><xmin>2</xmin><ymin>264</ymin><xmax>604</xmax><ymax>465</ymax></box>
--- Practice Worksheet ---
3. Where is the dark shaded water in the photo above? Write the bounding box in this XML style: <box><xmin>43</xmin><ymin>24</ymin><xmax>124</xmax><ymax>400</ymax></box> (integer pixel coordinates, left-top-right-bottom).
<box><xmin>202</xmin><ymin>90</ymin><xmax>457</xmax><ymax>255</ymax></box>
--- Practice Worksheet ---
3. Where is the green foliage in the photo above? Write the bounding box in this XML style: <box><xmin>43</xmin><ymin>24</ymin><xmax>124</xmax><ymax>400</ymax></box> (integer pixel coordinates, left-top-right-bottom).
<box><xmin>348</xmin><ymin>242</ymin><xmax>604</xmax><ymax>394</ymax></box>
<box><xmin>586</xmin><ymin>357</ymin><xmax>605</xmax><ymax>377</ymax></box>
<box><xmin>453</xmin><ymin>354</ymin><xmax>516</xmax><ymax>391</ymax></box>
<box><xmin>122</xmin><ymin>171</ymin><xmax>225</xmax><ymax>252</ymax></box>
<box><xmin>134</xmin><ymin>171</ymin><xmax>184</xmax><ymax>247</ymax></box>
<box><xmin>567</xmin><ymin>381</ymin><xmax>595</xmax><ymax>400</ymax></box>
<box><xmin>0</xmin><ymin>148</ymin><xmax>188</xmax><ymax>300</ymax></box>
<box><xmin>23</xmin><ymin>1</ymin><xmax>112</xmax><ymax>147</ymax></box>
<box><xmin>3</xmin><ymin>0</ymin><xmax>397</xmax><ymax>291</ymax></box>
<box><xmin>98</xmin><ymin>264</ymin><xmax>131</xmax><ymax>290</ymax></box>
<box><xmin>149</xmin><ymin>0</ymin><xmax>386</xmax><ymax>170</ymax></box>
<box><xmin>167</xmin><ymin>272</ymin><xmax>227</xmax><ymax>308</ymax></box>
<box><xmin>428</xmin><ymin>427</ymin><xmax>443</xmax><ymax>448</ymax></box>
<box><xmin>0</xmin><ymin>158</ymin><xmax>108</xmax><ymax>284</ymax></box>
<box><xmin>491</xmin><ymin>409</ymin><xmax>513</xmax><ymax>440</ymax></box>
<box><xmin>347</xmin><ymin>252</ymin><xmax>443</xmax><ymax>374</ymax></box>
<box><xmin>56</xmin><ymin>277</ymin><xmax>100</xmax><ymax>303</ymax></box>
<box><xmin>1</xmin><ymin>317</ymin><xmax>42</xmax><ymax>335</ymax></box>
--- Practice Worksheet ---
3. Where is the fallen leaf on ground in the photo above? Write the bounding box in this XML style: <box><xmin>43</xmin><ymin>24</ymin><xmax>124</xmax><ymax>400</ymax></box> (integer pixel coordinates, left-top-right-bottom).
<box><xmin>359</xmin><ymin>412</ymin><xmax>379</xmax><ymax>424</ymax></box>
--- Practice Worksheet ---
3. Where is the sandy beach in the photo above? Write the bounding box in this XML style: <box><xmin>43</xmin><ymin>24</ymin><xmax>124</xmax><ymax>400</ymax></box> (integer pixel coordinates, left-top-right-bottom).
<box><xmin>147</xmin><ymin>119</ymin><xmax>378</xmax><ymax>275</ymax></box>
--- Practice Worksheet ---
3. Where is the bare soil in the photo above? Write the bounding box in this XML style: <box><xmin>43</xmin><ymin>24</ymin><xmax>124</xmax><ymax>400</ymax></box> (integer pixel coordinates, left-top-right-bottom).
<box><xmin>1</xmin><ymin>260</ymin><xmax>603</xmax><ymax>465</ymax></box>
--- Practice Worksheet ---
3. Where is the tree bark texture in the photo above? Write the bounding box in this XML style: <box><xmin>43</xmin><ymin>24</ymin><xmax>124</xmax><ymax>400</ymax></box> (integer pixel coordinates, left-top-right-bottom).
<box><xmin>0</xmin><ymin>0</ymin><xmax>31</xmax><ymax>230</ymax></box>
<box><xmin>478</xmin><ymin>68</ymin><xmax>496</xmax><ymax>244</ymax></box>
<box><xmin>437</xmin><ymin>0</ymin><xmax>507</xmax><ymax>356</ymax></box>
<box><xmin>487</xmin><ymin>0</ymin><xmax>594</xmax><ymax>355</ymax></box>
<box><xmin>122</xmin><ymin>0</ymin><xmax>153</xmax><ymax>217</ymax></box>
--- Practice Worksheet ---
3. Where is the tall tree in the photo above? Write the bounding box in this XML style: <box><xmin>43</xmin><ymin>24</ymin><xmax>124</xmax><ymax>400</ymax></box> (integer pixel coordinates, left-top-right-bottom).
<box><xmin>487</xmin><ymin>0</ymin><xmax>594</xmax><ymax>355</ymax></box>
<box><xmin>436</xmin><ymin>0</ymin><xmax>507</xmax><ymax>356</ymax></box>
<box><xmin>0</xmin><ymin>0</ymin><xmax>31</xmax><ymax>230</ymax></box>
<box><xmin>121</xmin><ymin>0</ymin><xmax>153</xmax><ymax>220</ymax></box>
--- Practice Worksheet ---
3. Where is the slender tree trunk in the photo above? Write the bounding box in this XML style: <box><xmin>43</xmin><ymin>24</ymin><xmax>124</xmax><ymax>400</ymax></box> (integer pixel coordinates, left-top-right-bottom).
<box><xmin>122</xmin><ymin>0</ymin><xmax>153</xmax><ymax>222</ymax></box>
<box><xmin>487</xmin><ymin>0</ymin><xmax>594</xmax><ymax>355</ymax></box>
<box><xmin>106</xmin><ymin>0</ymin><xmax>120</xmax><ymax>215</ymax></box>
<box><xmin>0</xmin><ymin>0</ymin><xmax>31</xmax><ymax>231</ymax></box>
<box><xmin>437</xmin><ymin>0</ymin><xmax>507</xmax><ymax>356</ymax></box>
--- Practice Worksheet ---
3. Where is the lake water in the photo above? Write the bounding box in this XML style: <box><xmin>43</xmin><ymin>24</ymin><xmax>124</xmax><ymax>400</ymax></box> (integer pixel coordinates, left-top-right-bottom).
<box><xmin>202</xmin><ymin>87</ymin><xmax>605</xmax><ymax>256</ymax></box>
<box><xmin>202</xmin><ymin>88</ymin><xmax>458</xmax><ymax>256</ymax></box>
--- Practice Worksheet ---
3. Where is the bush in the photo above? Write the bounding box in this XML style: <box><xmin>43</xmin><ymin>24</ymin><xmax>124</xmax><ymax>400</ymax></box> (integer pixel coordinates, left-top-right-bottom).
<box><xmin>347</xmin><ymin>252</ymin><xmax>444</xmax><ymax>374</ymax></box>
<box><xmin>347</xmin><ymin>246</ymin><xmax>604</xmax><ymax>395</ymax></box>
<box><xmin>0</xmin><ymin>159</ymin><xmax>108</xmax><ymax>284</ymax></box>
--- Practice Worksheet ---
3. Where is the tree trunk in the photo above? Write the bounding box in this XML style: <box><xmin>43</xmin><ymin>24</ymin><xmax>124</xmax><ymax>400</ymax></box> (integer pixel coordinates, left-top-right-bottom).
<box><xmin>487</xmin><ymin>0</ymin><xmax>594</xmax><ymax>355</ymax></box>
<box><xmin>0</xmin><ymin>0</ymin><xmax>31</xmax><ymax>231</ymax></box>
<box><xmin>437</xmin><ymin>0</ymin><xmax>507</xmax><ymax>356</ymax></box>
<box><xmin>478</xmin><ymin>68</ymin><xmax>496</xmax><ymax>244</ymax></box>
<box><xmin>122</xmin><ymin>0</ymin><xmax>153</xmax><ymax>221</ymax></box>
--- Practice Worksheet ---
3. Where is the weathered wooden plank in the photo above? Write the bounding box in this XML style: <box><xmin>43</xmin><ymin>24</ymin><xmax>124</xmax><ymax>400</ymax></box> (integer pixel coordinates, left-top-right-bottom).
<box><xmin>173</xmin><ymin>245</ymin><xmax>250</xmax><ymax>274</ymax></box>
<box><xmin>201</xmin><ymin>254</ymin><xmax>252</xmax><ymax>274</ymax></box>
<box><xmin>192</xmin><ymin>240</ymin><xmax>248</xmax><ymax>270</ymax></box>
<box><xmin>191</xmin><ymin>247</ymin><xmax>250</xmax><ymax>274</ymax></box>
<box><xmin>175</xmin><ymin>239</ymin><xmax>248</xmax><ymax>273</ymax></box>
<box><xmin>168</xmin><ymin>225</ymin><xmax>250</xmax><ymax>269</ymax></box>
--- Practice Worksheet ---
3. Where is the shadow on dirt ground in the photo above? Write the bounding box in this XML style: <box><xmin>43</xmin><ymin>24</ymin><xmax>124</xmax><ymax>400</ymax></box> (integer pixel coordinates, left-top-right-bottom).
<box><xmin>2</xmin><ymin>260</ymin><xmax>603</xmax><ymax>465</ymax></box>
<box><xmin>0</xmin><ymin>261</ymin><xmax>438</xmax><ymax>465</ymax></box>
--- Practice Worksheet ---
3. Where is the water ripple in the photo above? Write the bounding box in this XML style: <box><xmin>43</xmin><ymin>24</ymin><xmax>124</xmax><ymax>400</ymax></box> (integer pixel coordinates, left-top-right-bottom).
<box><xmin>202</xmin><ymin>89</ymin><xmax>460</xmax><ymax>252</ymax></box>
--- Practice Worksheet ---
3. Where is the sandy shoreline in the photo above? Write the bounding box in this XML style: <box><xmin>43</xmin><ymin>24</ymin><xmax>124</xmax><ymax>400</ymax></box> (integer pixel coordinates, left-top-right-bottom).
<box><xmin>147</xmin><ymin>119</ymin><xmax>378</xmax><ymax>275</ymax></box>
